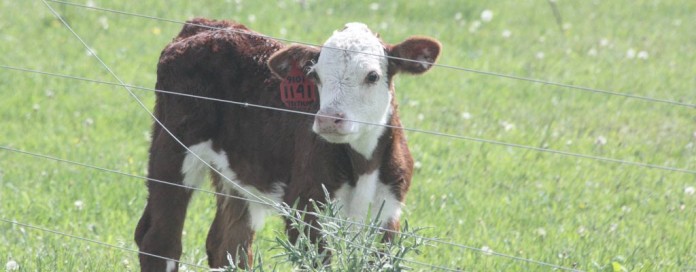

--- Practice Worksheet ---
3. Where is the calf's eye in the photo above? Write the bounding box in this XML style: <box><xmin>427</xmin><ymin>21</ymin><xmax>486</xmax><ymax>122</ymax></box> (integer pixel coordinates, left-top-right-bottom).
<box><xmin>365</xmin><ymin>71</ymin><xmax>380</xmax><ymax>84</ymax></box>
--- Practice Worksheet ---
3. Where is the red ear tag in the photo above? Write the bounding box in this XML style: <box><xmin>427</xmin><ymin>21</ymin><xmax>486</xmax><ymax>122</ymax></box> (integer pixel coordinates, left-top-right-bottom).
<box><xmin>279</xmin><ymin>63</ymin><xmax>317</xmax><ymax>111</ymax></box>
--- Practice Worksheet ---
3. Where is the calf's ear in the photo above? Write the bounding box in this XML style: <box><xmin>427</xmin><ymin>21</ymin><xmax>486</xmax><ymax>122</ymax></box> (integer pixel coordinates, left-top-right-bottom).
<box><xmin>388</xmin><ymin>37</ymin><xmax>441</xmax><ymax>75</ymax></box>
<box><xmin>268</xmin><ymin>45</ymin><xmax>320</xmax><ymax>79</ymax></box>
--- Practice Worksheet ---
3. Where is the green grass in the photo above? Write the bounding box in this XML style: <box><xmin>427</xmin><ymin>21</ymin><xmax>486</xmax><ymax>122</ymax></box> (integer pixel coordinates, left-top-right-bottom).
<box><xmin>1</xmin><ymin>0</ymin><xmax>694</xmax><ymax>271</ymax></box>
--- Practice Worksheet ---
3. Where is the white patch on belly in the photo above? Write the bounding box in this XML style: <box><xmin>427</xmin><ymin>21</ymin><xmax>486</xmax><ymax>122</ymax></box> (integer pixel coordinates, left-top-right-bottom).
<box><xmin>165</xmin><ymin>260</ymin><xmax>175</xmax><ymax>272</ymax></box>
<box><xmin>180</xmin><ymin>140</ymin><xmax>284</xmax><ymax>231</ymax></box>
<box><xmin>334</xmin><ymin>170</ymin><xmax>402</xmax><ymax>227</ymax></box>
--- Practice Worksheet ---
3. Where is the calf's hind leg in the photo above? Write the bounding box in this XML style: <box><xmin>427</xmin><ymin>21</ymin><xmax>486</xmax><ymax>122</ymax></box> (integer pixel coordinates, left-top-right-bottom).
<box><xmin>134</xmin><ymin>137</ymin><xmax>193</xmax><ymax>272</ymax></box>
<box><xmin>206</xmin><ymin>174</ymin><xmax>255</xmax><ymax>269</ymax></box>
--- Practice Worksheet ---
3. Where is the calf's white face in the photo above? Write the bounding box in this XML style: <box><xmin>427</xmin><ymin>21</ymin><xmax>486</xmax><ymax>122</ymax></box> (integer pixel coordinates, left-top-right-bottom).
<box><xmin>269</xmin><ymin>23</ymin><xmax>441</xmax><ymax>157</ymax></box>
<box><xmin>310</xmin><ymin>23</ymin><xmax>391</xmax><ymax>147</ymax></box>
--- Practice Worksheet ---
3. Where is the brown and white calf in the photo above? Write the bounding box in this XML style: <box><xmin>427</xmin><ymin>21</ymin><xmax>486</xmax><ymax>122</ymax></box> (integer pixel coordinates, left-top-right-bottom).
<box><xmin>134</xmin><ymin>18</ymin><xmax>441</xmax><ymax>271</ymax></box>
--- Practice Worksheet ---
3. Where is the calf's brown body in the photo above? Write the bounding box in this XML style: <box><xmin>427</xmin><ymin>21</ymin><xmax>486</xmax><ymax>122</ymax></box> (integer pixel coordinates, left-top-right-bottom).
<box><xmin>134</xmin><ymin>18</ymin><xmax>440</xmax><ymax>271</ymax></box>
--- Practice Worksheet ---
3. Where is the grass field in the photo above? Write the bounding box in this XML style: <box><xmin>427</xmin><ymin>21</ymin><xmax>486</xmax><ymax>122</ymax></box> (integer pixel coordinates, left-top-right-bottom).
<box><xmin>1</xmin><ymin>0</ymin><xmax>694</xmax><ymax>271</ymax></box>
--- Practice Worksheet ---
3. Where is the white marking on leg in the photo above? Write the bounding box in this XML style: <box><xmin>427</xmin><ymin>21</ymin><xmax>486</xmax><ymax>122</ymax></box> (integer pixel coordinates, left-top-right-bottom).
<box><xmin>180</xmin><ymin>140</ymin><xmax>285</xmax><ymax>231</ymax></box>
<box><xmin>243</xmin><ymin>182</ymin><xmax>285</xmax><ymax>231</ymax></box>
<box><xmin>334</xmin><ymin>170</ymin><xmax>402</xmax><ymax>226</ymax></box>
<box><xmin>349</xmin><ymin>171</ymin><xmax>378</xmax><ymax>221</ymax></box>
<box><xmin>372</xmin><ymin>182</ymin><xmax>402</xmax><ymax>227</ymax></box>
<box><xmin>165</xmin><ymin>260</ymin><xmax>175</xmax><ymax>272</ymax></box>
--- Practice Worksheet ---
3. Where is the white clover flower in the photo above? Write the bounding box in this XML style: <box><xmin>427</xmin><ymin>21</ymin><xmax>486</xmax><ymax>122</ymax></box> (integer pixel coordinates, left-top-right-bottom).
<box><xmin>454</xmin><ymin>12</ymin><xmax>463</xmax><ymax>21</ymax></box>
<box><xmin>460</xmin><ymin>112</ymin><xmax>472</xmax><ymax>120</ymax></box>
<box><xmin>32</xmin><ymin>104</ymin><xmax>40</xmax><ymax>111</ymax></box>
<box><xmin>637</xmin><ymin>50</ymin><xmax>649</xmax><ymax>60</ymax></box>
<box><xmin>577</xmin><ymin>226</ymin><xmax>586</xmax><ymax>235</ymax></box>
<box><xmin>535</xmin><ymin>51</ymin><xmax>545</xmax><ymax>59</ymax></box>
<box><xmin>74</xmin><ymin>200</ymin><xmax>84</xmax><ymax>210</ymax></box>
<box><xmin>247</xmin><ymin>14</ymin><xmax>256</xmax><ymax>23</ymax></box>
<box><xmin>6</xmin><ymin>260</ymin><xmax>19</xmax><ymax>271</ymax></box>
<box><xmin>626</xmin><ymin>48</ymin><xmax>636</xmax><ymax>59</ymax></box>
<box><xmin>480</xmin><ymin>10</ymin><xmax>493</xmax><ymax>22</ymax></box>
<box><xmin>279</xmin><ymin>27</ymin><xmax>287</xmax><ymax>36</ymax></box>
<box><xmin>536</xmin><ymin>227</ymin><xmax>547</xmax><ymax>237</ymax></box>
<box><xmin>414</xmin><ymin>161</ymin><xmax>422</xmax><ymax>169</ymax></box>
<box><xmin>599</xmin><ymin>38</ymin><xmax>610</xmax><ymax>47</ymax></box>
<box><xmin>587</xmin><ymin>48</ymin><xmax>597</xmax><ymax>56</ymax></box>
<box><xmin>469</xmin><ymin>20</ymin><xmax>481</xmax><ymax>33</ymax></box>
<box><xmin>417</xmin><ymin>113</ymin><xmax>425</xmax><ymax>121</ymax></box>
<box><xmin>501</xmin><ymin>121</ymin><xmax>515</xmax><ymax>131</ymax></box>
<box><xmin>98</xmin><ymin>16</ymin><xmax>109</xmax><ymax>30</ymax></box>
<box><xmin>369</xmin><ymin>3</ymin><xmax>379</xmax><ymax>11</ymax></box>
<box><xmin>85</xmin><ymin>0</ymin><xmax>96</xmax><ymax>8</ymax></box>
<box><xmin>501</xmin><ymin>29</ymin><xmax>511</xmax><ymax>38</ymax></box>
<box><xmin>481</xmin><ymin>246</ymin><xmax>493</xmax><ymax>255</ymax></box>
<box><xmin>84</xmin><ymin>118</ymin><xmax>94</xmax><ymax>126</ymax></box>
<box><xmin>595</xmin><ymin>136</ymin><xmax>607</xmax><ymax>145</ymax></box>
<box><xmin>685</xmin><ymin>186</ymin><xmax>695</xmax><ymax>195</ymax></box>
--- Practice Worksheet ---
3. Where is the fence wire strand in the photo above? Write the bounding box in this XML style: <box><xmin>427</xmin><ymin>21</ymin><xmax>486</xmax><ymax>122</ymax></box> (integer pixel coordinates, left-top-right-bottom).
<box><xmin>2</xmin><ymin>64</ymin><xmax>694</xmax><ymax>176</ymax></box>
<box><xmin>0</xmin><ymin>145</ymin><xmax>584</xmax><ymax>272</ymax></box>
<box><xmin>45</xmin><ymin>0</ymin><xmax>696</xmax><ymax>109</ymax></box>
<box><xmin>0</xmin><ymin>218</ymin><xmax>208</xmax><ymax>271</ymax></box>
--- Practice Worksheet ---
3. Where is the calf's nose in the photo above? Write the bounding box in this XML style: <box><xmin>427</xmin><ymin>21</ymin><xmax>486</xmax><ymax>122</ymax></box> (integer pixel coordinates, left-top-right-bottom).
<box><xmin>316</xmin><ymin>112</ymin><xmax>345</xmax><ymax>126</ymax></box>
<box><xmin>314</xmin><ymin>110</ymin><xmax>346</xmax><ymax>133</ymax></box>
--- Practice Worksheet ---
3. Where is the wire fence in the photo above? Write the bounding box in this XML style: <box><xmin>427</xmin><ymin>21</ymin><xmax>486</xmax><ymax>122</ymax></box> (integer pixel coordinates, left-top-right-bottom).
<box><xmin>0</xmin><ymin>218</ymin><xmax>209</xmax><ymax>271</ymax></box>
<box><xmin>6</xmin><ymin>2</ymin><xmax>559</xmax><ymax>271</ymax></box>
<box><xmin>1</xmin><ymin>0</ymin><xmax>693</xmax><ymax>271</ymax></box>
<box><xmin>44</xmin><ymin>0</ymin><xmax>696</xmax><ymax>109</ymax></box>
<box><xmin>0</xmin><ymin>145</ymin><xmax>585</xmax><ymax>272</ymax></box>
<box><xmin>2</xmin><ymin>64</ymin><xmax>694</xmax><ymax>176</ymax></box>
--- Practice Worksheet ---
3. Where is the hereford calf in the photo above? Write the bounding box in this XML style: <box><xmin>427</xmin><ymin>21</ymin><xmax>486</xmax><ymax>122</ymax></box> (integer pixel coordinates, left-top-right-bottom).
<box><xmin>134</xmin><ymin>18</ymin><xmax>441</xmax><ymax>271</ymax></box>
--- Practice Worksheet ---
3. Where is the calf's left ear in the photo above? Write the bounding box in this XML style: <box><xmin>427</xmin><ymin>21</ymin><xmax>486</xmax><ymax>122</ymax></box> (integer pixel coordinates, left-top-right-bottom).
<box><xmin>387</xmin><ymin>37</ymin><xmax>442</xmax><ymax>75</ymax></box>
<box><xmin>268</xmin><ymin>45</ymin><xmax>320</xmax><ymax>79</ymax></box>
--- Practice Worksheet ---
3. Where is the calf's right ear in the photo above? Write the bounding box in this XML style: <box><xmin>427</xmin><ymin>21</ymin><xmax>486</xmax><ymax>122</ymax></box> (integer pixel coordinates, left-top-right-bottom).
<box><xmin>268</xmin><ymin>45</ymin><xmax>320</xmax><ymax>79</ymax></box>
<box><xmin>388</xmin><ymin>37</ymin><xmax>441</xmax><ymax>75</ymax></box>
